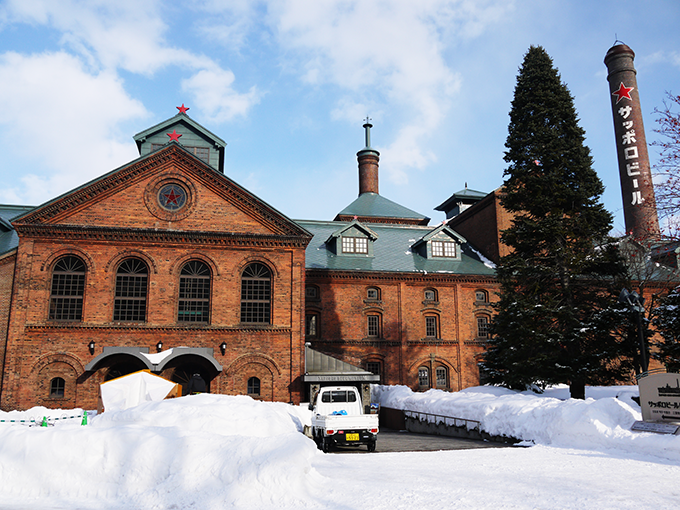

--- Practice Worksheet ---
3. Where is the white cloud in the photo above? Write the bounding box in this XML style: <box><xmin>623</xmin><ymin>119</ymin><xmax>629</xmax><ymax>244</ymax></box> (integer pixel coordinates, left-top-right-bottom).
<box><xmin>181</xmin><ymin>67</ymin><xmax>261</xmax><ymax>123</ymax></box>
<box><xmin>0</xmin><ymin>51</ymin><xmax>146</xmax><ymax>204</ymax></box>
<box><xmin>260</xmin><ymin>0</ymin><xmax>507</xmax><ymax>184</ymax></box>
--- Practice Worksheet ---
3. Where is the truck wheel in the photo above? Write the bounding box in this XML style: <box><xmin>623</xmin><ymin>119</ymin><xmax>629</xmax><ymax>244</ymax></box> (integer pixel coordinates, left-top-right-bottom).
<box><xmin>322</xmin><ymin>438</ymin><xmax>330</xmax><ymax>453</ymax></box>
<box><xmin>367</xmin><ymin>441</ymin><xmax>376</xmax><ymax>452</ymax></box>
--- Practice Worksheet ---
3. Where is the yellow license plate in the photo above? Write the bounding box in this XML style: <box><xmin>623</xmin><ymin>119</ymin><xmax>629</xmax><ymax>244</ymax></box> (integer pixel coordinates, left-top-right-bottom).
<box><xmin>346</xmin><ymin>433</ymin><xmax>359</xmax><ymax>441</ymax></box>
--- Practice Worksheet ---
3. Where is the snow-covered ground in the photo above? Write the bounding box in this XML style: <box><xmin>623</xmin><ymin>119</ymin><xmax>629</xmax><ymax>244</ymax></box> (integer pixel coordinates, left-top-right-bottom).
<box><xmin>0</xmin><ymin>385</ymin><xmax>678</xmax><ymax>509</ymax></box>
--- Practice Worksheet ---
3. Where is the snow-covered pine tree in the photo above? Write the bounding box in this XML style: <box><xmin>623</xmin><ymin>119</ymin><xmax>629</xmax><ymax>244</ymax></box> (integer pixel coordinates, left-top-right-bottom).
<box><xmin>484</xmin><ymin>46</ymin><xmax>630</xmax><ymax>399</ymax></box>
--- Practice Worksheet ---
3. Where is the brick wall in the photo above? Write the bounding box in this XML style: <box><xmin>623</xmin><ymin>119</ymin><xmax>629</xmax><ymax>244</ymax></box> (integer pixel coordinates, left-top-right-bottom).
<box><xmin>305</xmin><ymin>271</ymin><xmax>498</xmax><ymax>392</ymax></box>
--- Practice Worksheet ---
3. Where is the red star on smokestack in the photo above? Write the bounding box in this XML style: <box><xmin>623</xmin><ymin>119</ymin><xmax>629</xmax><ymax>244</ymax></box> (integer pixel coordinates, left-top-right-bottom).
<box><xmin>612</xmin><ymin>82</ymin><xmax>634</xmax><ymax>104</ymax></box>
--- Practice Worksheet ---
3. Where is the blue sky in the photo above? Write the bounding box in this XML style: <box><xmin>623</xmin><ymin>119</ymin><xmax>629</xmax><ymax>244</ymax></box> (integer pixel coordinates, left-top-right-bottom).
<box><xmin>1</xmin><ymin>0</ymin><xmax>679</xmax><ymax>234</ymax></box>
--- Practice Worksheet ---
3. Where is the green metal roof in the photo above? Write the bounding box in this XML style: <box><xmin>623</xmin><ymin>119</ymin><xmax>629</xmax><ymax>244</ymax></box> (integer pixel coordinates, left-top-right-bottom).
<box><xmin>297</xmin><ymin>219</ymin><xmax>496</xmax><ymax>275</ymax></box>
<box><xmin>435</xmin><ymin>188</ymin><xmax>487</xmax><ymax>212</ymax></box>
<box><xmin>335</xmin><ymin>192</ymin><xmax>430</xmax><ymax>223</ymax></box>
<box><xmin>0</xmin><ymin>204</ymin><xmax>36</xmax><ymax>255</ymax></box>
<box><xmin>133</xmin><ymin>112</ymin><xmax>226</xmax><ymax>149</ymax></box>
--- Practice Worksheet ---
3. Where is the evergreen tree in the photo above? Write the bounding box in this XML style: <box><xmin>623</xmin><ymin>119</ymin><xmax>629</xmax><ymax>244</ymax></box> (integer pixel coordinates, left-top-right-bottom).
<box><xmin>652</xmin><ymin>286</ymin><xmax>680</xmax><ymax>372</ymax></box>
<box><xmin>484</xmin><ymin>46</ymin><xmax>630</xmax><ymax>399</ymax></box>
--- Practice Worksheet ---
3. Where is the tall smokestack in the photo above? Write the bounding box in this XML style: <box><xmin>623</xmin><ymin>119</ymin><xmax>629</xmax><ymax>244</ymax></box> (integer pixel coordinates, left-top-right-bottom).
<box><xmin>604</xmin><ymin>43</ymin><xmax>660</xmax><ymax>239</ymax></box>
<box><xmin>357</xmin><ymin>119</ymin><xmax>380</xmax><ymax>195</ymax></box>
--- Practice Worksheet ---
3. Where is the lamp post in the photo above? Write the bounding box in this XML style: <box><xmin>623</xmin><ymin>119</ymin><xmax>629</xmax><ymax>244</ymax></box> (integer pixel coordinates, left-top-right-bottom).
<box><xmin>619</xmin><ymin>288</ymin><xmax>648</xmax><ymax>373</ymax></box>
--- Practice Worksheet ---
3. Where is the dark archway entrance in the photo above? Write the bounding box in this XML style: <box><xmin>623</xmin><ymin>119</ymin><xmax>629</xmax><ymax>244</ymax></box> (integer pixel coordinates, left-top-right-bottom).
<box><xmin>101</xmin><ymin>354</ymin><xmax>149</xmax><ymax>381</ymax></box>
<box><xmin>160</xmin><ymin>354</ymin><xmax>219</xmax><ymax>396</ymax></box>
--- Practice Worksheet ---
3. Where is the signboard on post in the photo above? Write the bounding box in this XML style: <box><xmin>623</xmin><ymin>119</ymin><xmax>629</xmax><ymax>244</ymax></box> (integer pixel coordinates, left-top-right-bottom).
<box><xmin>638</xmin><ymin>373</ymin><xmax>680</xmax><ymax>423</ymax></box>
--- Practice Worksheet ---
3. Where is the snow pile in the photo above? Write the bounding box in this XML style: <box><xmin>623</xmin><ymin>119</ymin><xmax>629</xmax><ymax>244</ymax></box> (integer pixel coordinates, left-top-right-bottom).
<box><xmin>0</xmin><ymin>394</ymin><xmax>320</xmax><ymax>509</ymax></box>
<box><xmin>373</xmin><ymin>384</ymin><xmax>680</xmax><ymax>461</ymax></box>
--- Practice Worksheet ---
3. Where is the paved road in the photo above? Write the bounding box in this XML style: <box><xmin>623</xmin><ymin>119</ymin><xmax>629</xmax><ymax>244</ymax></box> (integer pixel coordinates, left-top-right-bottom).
<box><xmin>329</xmin><ymin>429</ymin><xmax>511</xmax><ymax>454</ymax></box>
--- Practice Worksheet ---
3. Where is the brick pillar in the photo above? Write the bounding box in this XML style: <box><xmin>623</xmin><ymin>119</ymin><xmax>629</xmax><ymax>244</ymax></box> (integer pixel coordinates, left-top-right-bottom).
<box><xmin>604</xmin><ymin>43</ymin><xmax>660</xmax><ymax>239</ymax></box>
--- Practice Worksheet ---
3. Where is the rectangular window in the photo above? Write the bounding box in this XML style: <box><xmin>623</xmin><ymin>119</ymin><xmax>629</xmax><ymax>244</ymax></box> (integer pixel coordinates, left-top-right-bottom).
<box><xmin>418</xmin><ymin>367</ymin><xmax>429</xmax><ymax>388</ymax></box>
<box><xmin>49</xmin><ymin>273</ymin><xmax>85</xmax><ymax>321</ymax></box>
<box><xmin>178</xmin><ymin>277</ymin><xmax>211</xmax><ymax>322</ymax></box>
<box><xmin>432</xmin><ymin>241</ymin><xmax>456</xmax><ymax>258</ymax></box>
<box><xmin>342</xmin><ymin>237</ymin><xmax>368</xmax><ymax>254</ymax></box>
<box><xmin>477</xmin><ymin>317</ymin><xmax>489</xmax><ymax>338</ymax></box>
<box><xmin>367</xmin><ymin>315</ymin><xmax>380</xmax><ymax>337</ymax></box>
<box><xmin>436</xmin><ymin>367</ymin><xmax>447</xmax><ymax>388</ymax></box>
<box><xmin>366</xmin><ymin>362</ymin><xmax>381</xmax><ymax>376</ymax></box>
<box><xmin>306</xmin><ymin>314</ymin><xmax>318</xmax><ymax>337</ymax></box>
<box><xmin>113</xmin><ymin>274</ymin><xmax>147</xmax><ymax>322</ymax></box>
<box><xmin>426</xmin><ymin>316</ymin><xmax>438</xmax><ymax>338</ymax></box>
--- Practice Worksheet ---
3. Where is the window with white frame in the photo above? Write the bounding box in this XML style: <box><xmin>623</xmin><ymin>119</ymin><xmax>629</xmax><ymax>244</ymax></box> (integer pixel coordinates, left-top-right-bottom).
<box><xmin>342</xmin><ymin>236</ymin><xmax>368</xmax><ymax>254</ymax></box>
<box><xmin>475</xmin><ymin>290</ymin><xmax>488</xmax><ymax>303</ymax></box>
<box><xmin>418</xmin><ymin>367</ymin><xmax>429</xmax><ymax>389</ymax></box>
<box><xmin>367</xmin><ymin>287</ymin><xmax>380</xmax><ymax>300</ymax></box>
<box><xmin>424</xmin><ymin>289</ymin><xmax>437</xmax><ymax>301</ymax></box>
<box><xmin>431</xmin><ymin>240</ymin><xmax>456</xmax><ymax>258</ymax></box>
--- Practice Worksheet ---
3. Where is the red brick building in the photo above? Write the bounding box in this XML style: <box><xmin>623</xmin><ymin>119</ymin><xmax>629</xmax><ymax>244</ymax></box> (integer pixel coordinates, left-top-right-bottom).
<box><xmin>0</xmin><ymin>112</ymin><xmax>498</xmax><ymax>411</ymax></box>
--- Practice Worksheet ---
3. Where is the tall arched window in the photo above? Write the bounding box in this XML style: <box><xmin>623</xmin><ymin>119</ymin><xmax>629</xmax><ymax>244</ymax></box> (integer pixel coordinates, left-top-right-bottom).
<box><xmin>247</xmin><ymin>377</ymin><xmax>261</xmax><ymax>396</ymax></box>
<box><xmin>436</xmin><ymin>366</ymin><xmax>448</xmax><ymax>389</ymax></box>
<box><xmin>178</xmin><ymin>260</ymin><xmax>211</xmax><ymax>323</ymax></box>
<box><xmin>418</xmin><ymin>366</ymin><xmax>430</xmax><ymax>389</ymax></box>
<box><xmin>241</xmin><ymin>263</ymin><xmax>271</xmax><ymax>323</ymax></box>
<box><xmin>113</xmin><ymin>258</ymin><xmax>148</xmax><ymax>322</ymax></box>
<box><xmin>49</xmin><ymin>255</ymin><xmax>86</xmax><ymax>321</ymax></box>
<box><xmin>49</xmin><ymin>377</ymin><xmax>65</xmax><ymax>398</ymax></box>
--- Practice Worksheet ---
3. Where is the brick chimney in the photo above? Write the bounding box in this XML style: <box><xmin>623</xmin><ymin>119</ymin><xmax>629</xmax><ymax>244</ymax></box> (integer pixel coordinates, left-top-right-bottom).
<box><xmin>604</xmin><ymin>42</ymin><xmax>660</xmax><ymax>239</ymax></box>
<box><xmin>357</xmin><ymin>120</ymin><xmax>380</xmax><ymax>195</ymax></box>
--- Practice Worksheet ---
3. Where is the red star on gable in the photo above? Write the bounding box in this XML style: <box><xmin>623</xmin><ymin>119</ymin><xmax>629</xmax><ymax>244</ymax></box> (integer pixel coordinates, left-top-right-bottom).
<box><xmin>167</xmin><ymin>129</ymin><xmax>182</xmax><ymax>142</ymax></box>
<box><xmin>177</xmin><ymin>104</ymin><xmax>189</xmax><ymax>114</ymax></box>
<box><xmin>163</xmin><ymin>189</ymin><xmax>181</xmax><ymax>205</ymax></box>
<box><xmin>612</xmin><ymin>82</ymin><xmax>634</xmax><ymax>104</ymax></box>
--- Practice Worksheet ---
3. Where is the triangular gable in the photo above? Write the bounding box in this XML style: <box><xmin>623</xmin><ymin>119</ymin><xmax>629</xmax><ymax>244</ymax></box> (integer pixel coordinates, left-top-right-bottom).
<box><xmin>12</xmin><ymin>143</ymin><xmax>311</xmax><ymax>240</ymax></box>
<box><xmin>325</xmin><ymin>219</ymin><xmax>378</xmax><ymax>244</ymax></box>
<box><xmin>412</xmin><ymin>223</ymin><xmax>467</xmax><ymax>249</ymax></box>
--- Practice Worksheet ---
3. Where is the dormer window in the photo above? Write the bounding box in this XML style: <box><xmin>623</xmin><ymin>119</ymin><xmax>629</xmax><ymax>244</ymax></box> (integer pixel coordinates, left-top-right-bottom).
<box><xmin>411</xmin><ymin>224</ymin><xmax>464</xmax><ymax>261</ymax></box>
<box><xmin>326</xmin><ymin>220</ymin><xmax>377</xmax><ymax>257</ymax></box>
<box><xmin>431</xmin><ymin>240</ymin><xmax>456</xmax><ymax>258</ymax></box>
<box><xmin>342</xmin><ymin>237</ymin><xmax>368</xmax><ymax>254</ymax></box>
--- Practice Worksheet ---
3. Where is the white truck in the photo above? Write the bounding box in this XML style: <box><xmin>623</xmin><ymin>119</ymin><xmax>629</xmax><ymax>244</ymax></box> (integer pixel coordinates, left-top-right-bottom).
<box><xmin>309</xmin><ymin>386</ymin><xmax>379</xmax><ymax>452</ymax></box>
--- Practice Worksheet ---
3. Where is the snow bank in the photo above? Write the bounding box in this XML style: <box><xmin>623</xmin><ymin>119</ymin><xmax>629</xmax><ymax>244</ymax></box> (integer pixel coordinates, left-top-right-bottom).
<box><xmin>0</xmin><ymin>394</ymin><xmax>321</xmax><ymax>509</ymax></box>
<box><xmin>373</xmin><ymin>384</ymin><xmax>680</xmax><ymax>461</ymax></box>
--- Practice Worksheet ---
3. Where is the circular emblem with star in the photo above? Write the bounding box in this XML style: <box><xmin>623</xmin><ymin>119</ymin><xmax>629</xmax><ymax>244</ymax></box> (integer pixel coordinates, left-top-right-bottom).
<box><xmin>158</xmin><ymin>183</ymin><xmax>187</xmax><ymax>211</ymax></box>
<box><xmin>144</xmin><ymin>175</ymin><xmax>196</xmax><ymax>220</ymax></box>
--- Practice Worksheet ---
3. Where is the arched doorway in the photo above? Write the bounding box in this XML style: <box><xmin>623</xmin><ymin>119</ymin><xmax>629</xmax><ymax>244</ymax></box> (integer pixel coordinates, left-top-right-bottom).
<box><xmin>160</xmin><ymin>354</ymin><xmax>220</xmax><ymax>396</ymax></box>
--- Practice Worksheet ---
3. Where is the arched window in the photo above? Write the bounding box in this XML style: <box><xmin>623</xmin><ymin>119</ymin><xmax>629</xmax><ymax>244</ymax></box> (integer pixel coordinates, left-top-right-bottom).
<box><xmin>49</xmin><ymin>377</ymin><xmax>65</xmax><ymax>398</ymax></box>
<box><xmin>49</xmin><ymin>255</ymin><xmax>86</xmax><ymax>321</ymax></box>
<box><xmin>436</xmin><ymin>366</ymin><xmax>448</xmax><ymax>389</ymax></box>
<box><xmin>366</xmin><ymin>287</ymin><xmax>380</xmax><ymax>300</ymax></box>
<box><xmin>247</xmin><ymin>377</ymin><xmax>261</xmax><ymax>396</ymax></box>
<box><xmin>418</xmin><ymin>367</ymin><xmax>430</xmax><ymax>389</ymax></box>
<box><xmin>178</xmin><ymin>260</ymin><xmax>211</xmax><ymax>323</ymax></box>
<box><xmin>241</xmin><ymin>263</ymin><xmax>271</xmax><ymax>323</ymax></box>
<box><xmin>475</xmin><ymin>290</ymin><xmax>488</xmax><ymax>303</ymax></box>
<box><xmin>113</xmin><ymin>258</ymin><xmax>148</xmax><ymax>322</ymax></box>
<box><xmin>305</xmin><ymin>285</ymin><xmax>320</xmax><ymax>301</ymax></box>
<box><xmin>424</xmin><ymin>288</ymin><xmax>437</xmax><ymax>301</ymax></box>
